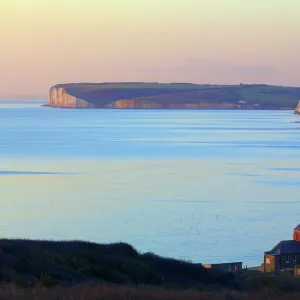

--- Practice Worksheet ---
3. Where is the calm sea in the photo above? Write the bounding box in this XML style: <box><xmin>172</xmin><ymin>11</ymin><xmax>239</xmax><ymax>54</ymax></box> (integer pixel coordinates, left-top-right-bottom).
<box><xmin>1</xmin><ymin>100</ymin><xmax>300</xmax><ymax>266</ymax></box>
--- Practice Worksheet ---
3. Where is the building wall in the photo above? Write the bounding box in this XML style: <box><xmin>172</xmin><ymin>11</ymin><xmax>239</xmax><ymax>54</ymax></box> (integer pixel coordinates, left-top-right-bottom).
<box><xmin>202</xmin><ymin>262</ymin><xmax>243</xmax><ymax>273</ymax></box>
<box><xmin>264</xmin><ymin>255</ymin><xmax>277</xmax><ymax>273</ymax></box>
<box><xmin>280</xmin><ymin>254</ymin><xmax>300</xmax><ymax>269</ymax></box>
<box><xmin>293</xmin><ymin>230</ymin><xmax>300</xmax><ymax>242</ymax></box>
<box><xmin>264</xmin><ymin>254</ymin><xmax>300</xmax><ymax>273</ymax></box>
<box><xmin>295</xmin><ymin>265</ymin><xmax>300</xmax><ymax>276</ymax></box>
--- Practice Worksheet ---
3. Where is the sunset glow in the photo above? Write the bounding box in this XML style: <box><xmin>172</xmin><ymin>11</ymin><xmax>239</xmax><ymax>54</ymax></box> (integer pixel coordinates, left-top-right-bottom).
<box><xmin>1</xmin><ymin>0</ymin><xmax>300</xmax><ymax>96</ymax></box>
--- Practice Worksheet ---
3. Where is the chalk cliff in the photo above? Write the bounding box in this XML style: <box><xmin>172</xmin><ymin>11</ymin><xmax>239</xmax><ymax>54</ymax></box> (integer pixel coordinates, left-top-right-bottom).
<box><xmin>46</xmin><ymin>83</ymin><xmax>300</xmax><ymax>109</ymax></box>
<box><xmin>48</xmin><ymin>86</ymin><xmax>94</xmax><ymax>108</ymax></box>
<box><xmin>295</xmin><ymin>101</ymin><xmax>300</xmax><ymax>114</ymax></box>
<box><xmin>105</xmin><ymin>99</ymin><xmax>238</xmax><ymax>109</ymax></box>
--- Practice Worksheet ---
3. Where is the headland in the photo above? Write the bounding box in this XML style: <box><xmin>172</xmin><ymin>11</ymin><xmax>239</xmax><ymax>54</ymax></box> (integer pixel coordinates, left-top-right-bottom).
<box><xmin>46</xmin><ymin>82</ymin><xmax>300</xmax><ymax>110</ymax></box>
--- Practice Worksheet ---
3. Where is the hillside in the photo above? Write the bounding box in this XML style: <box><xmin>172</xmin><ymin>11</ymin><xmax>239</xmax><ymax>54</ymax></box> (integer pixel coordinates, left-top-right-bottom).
<box><xmin>1</xmin><ymin>239</ymin><xmax>300</xmax><ymax>300</ymax></box>
<box><xmin>47</xmin><ymin>82</ymin><xmax>300</xmax><ymax>109</ymax></box>
<box><xmin>0</xmin><ymin>239</ymin><xmax>235</xmax><ymax>288</ymax></box>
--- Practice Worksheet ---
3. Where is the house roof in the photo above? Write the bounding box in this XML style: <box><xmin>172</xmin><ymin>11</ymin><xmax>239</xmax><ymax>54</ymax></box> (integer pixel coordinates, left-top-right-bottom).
<box><xmin>265</xmin><ymin>240</ymin><xmax>300</xmax><ymax>255</ymax></box>
<box><xmin>294</xmin><ymin>224</ymin><xmax>300</xmax><ymax>231</ymax></box>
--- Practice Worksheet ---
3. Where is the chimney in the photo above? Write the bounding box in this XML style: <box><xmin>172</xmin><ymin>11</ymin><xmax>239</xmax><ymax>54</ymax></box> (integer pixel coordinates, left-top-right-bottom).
<box><xmin>293</xmin><ymin>224</ymin><xmax>300</xmax><ymax>242</ymax></box>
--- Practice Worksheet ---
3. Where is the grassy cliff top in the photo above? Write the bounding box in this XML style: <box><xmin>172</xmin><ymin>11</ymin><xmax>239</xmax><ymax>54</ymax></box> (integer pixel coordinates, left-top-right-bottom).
<box><xmin>0</xmin><ymin>239</ymin><xmax>235</xmax><ymax>288</ymax></box>
<box><xmin>50</xmin><ymin>82</ymin><xmax>300</xmax><ymax>108</ymax></box>
<box><xmin>1</xmin><ymin>239</ymin><xmax>300</xmax><ymax>299</ymax></box>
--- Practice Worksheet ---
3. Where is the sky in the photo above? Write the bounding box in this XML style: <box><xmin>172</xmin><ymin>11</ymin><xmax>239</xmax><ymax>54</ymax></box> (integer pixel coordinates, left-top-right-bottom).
<box><xmin>1</xmin><ymin>0</ymin><xmax>300</xmax><ymax>97</ymax></box>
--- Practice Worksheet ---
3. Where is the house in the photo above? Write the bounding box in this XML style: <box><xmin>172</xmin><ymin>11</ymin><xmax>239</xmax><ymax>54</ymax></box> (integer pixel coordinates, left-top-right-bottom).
<box><xmin>294</xmin><ymin>224</ymin><xmax>300</xmax><ymax>240</ymax></box>
<box><xmin>264</xmin><ymin>224</ymin><xmax>300</xmax><ymax>273</ymax></box>
<box><xmin>237</xmin><ymin>100</ymin><xmax>247</xmax><ymax>105</ymax></box>
<box><xmin>202</xmin><ymin>262</ymin><xmax>243</xmax><ymax>273</ymax></box>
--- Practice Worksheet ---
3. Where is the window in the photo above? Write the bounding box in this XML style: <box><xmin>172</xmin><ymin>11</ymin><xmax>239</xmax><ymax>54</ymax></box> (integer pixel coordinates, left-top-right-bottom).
<box><xmin>285</xmin><ymin>256</ymin><xmax>290</xmax><ymax>264</ymax></box>
<box><xmin>266</xmin><ymin>257</ymin><xmax>271</xmax><ymax>264</ymax></box>
<box><xmin>294</xmin><ymin>256</ymin><xmax>297</xmax><ymax>263</ymax></box>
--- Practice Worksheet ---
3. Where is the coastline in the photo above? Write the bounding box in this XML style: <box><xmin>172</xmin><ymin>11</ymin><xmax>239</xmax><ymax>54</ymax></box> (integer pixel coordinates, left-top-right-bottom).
<box><xmin>42</xmin><ymin>103</ymin><xmax>295</xmax><ymax>110</ymax></box>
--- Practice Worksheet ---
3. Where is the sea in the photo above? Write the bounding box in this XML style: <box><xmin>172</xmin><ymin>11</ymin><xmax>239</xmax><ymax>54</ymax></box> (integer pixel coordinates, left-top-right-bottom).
<box><xmin>1</xmin><ymin>100</ymin><xmax>300</xmax><ymax>267</ymax></box>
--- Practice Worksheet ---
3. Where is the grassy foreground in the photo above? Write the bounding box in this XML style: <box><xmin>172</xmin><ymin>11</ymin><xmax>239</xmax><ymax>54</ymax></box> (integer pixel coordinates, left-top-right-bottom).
<box><xmin>0</xmin><ymin>283</ymin><xmax>300</xmax><ymax>300</ymax></box>
<box><xmin>1</xmin><ymin>239</ymin><xmax>300</xmax><ymax>299</ymax></box>
<box><xmin>0</xmin><ymin>239</ymin><xmax>236</xmax><ymax>288</ymax></box>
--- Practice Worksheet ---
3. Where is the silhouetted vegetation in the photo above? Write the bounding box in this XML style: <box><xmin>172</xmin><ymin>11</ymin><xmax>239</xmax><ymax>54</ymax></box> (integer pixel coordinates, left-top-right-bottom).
<box><xmin>1</xmin><ymin>239</ymin><xmax>300</xmax><ymax>298</ymax></box>
<box><xmin>0</xmin><ymin>239</ymin><xmax>239</xmax><ymax>289</ymax></box>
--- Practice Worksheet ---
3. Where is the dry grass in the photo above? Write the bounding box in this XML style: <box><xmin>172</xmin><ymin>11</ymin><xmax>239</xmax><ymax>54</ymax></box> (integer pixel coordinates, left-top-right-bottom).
<box><xmin>0</xmin><ymin>283</ymin><xmax>299</xmax><ymax>300</ymax></box>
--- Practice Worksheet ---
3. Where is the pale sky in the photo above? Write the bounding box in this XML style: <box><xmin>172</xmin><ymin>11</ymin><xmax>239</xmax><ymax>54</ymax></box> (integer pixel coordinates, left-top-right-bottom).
<box><xmin>1</xmin><ymin>0</ymin><xmax>300</xmax><ymax>97</ymax></box>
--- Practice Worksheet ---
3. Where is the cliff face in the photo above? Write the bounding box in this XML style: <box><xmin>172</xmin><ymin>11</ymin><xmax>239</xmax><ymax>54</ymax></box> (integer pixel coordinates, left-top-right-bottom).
<box><xmin>47</xmin><ymin>86</ymin><xmax>239</xmax><ymax>109</ymax></box>
<box><xmin>47</xmin><ymin>83</ymin><xmax>300</xmax><ymax>109</ymax></box>
<box><xmin>105</xmin><ymin>99</ymin><xmax>238</xmax><ymax>109</ymax></box>
<box><xmin>295</xmin><ymin>101</ymin><xmax>300</xmax><ymax>114</ymax></box>
<box><xmin>105</xmin><ymin>99</ymin><xmax>159</xmax><ymax>109</ymax></box>
<box><xmin>48</xmin><ymin>86</ymin><xmax>94</xmax><ymax>108</ymax></box>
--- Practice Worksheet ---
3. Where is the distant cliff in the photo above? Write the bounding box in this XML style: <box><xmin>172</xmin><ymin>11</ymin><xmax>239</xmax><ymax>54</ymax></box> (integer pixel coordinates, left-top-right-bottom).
<box><xmin>46</xmin><ymin>82</ymin><xmax>300</xmax><ymax>109</ymax></box>
<box><xmin>48</xmin><ymin>86</ymin><xmax>94</xmax><ymax>108</ymax></box>
<box><xmin>295</xmin><ymin>101</ymin><xmax>300</xmax><ymax>114</ymax></box>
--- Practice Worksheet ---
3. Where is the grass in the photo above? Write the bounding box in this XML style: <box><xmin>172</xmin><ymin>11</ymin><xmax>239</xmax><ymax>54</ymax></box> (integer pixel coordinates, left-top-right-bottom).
<box><xmin>0</xmin><ymin>239</ymin><xmax>237</xmax><ymax>289</ymax></box>
<box><xmin>236</xmin><ymin>86</ymin><xmax>300</xmax><ymax>107</ymax></box>
<box><xmin>0</xmin><ymin>283</ymin><xmax>300</xmax><ymax>300</ymax></box>
<box><xmin>0</xmin><ymin>239</ymin><xmax>300</xmax><ymax>298</ymax></box>
<box><xmin>54</xmin><ymin>82</ymin><xmax>206</xmax><ymax>90</ymax></box>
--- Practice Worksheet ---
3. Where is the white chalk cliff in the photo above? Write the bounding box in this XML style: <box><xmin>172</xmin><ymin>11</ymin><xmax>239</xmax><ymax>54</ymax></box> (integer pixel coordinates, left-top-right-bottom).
<box><xmin>295</xmin><ymin>101</ymin><xmax>300</xmax><ymax>114</ymax></box>
<box><xmin>48</xmin><ymin>86</ymin><xmax>93</xmax><ymax>108</ymax></box>
<box><xmin>46</xmin><ymin>83</ymin><xmax>300</xmax><ymax>110</ymax></box>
